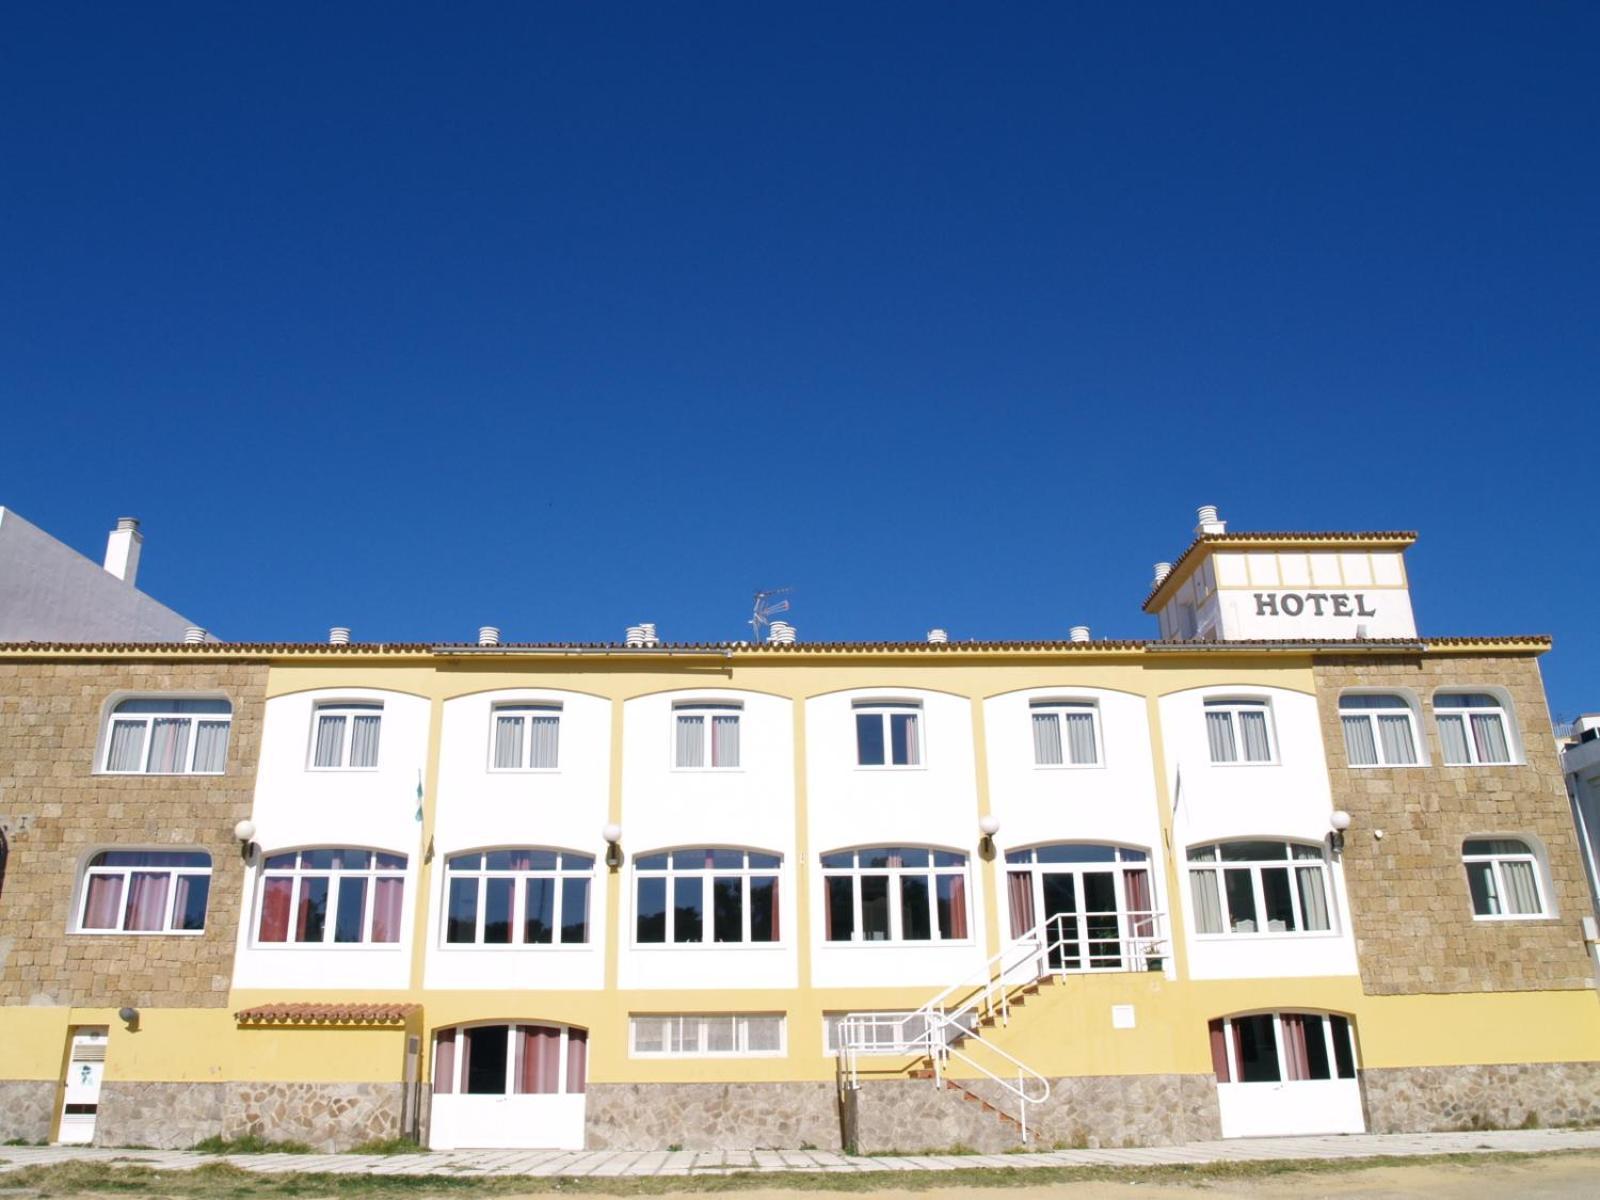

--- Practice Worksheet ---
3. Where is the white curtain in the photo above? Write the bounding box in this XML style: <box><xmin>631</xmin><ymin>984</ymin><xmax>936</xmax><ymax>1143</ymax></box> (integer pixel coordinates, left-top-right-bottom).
<box><xmin>191</xmin><ymin>721</ymin><xmax>230</xmax><ymax>772</ymax></box>
<box><xmin>494</xmin><ymin>716</ymin><xmax>524</xmax><ymax>769</ymax></box>
<box><xmin>313</xmin><ymin>714</ymin><xmax>345</xmax><ymax>767</ymax></box>
<box><xmin>1206</xmin><ymin>711</ymin><xmax>1237</xmax><ymax>762</ymax></box>
<box><xmin>704</xmin><ymin>1016</ymin><xmax>736</xmax><ymax>1053</ymax></box>
<box><xmin>529</xmin><ymin>716</ymin><xmax>559</xmax><ymax>769</ymax></box>
<box><xmin>1472</xmin><ymin>714</ymin><xmax>1510</xmax><ymax>764</ymax></box>
<box><xmin>106</xmin><ymin>720</ymin><xmax>147</xmax><ymax>771</ymax></box>
<box><xmin>1064</xmin><ymin>713</ymin><xmax>1097</xmax><ymax>764</ymax></box>
<box><xmin>1377</xmin><ymin>714</ymin><xmax>1417</xmax><ymax>764</ymax></box>
<box><xmin>1240</xmin><ymin>710</ymin><xmax>1270</xmax><ymax>761</ymax></box>
<box><xmin>745</xmin><ymin>1016</ymin><xmax>781</xmax><ymax>1052</ymax></box>
<box><xmin>1296</xmin><ymin>866</ymin><xmax>1330</xmax><ymax>930</ymax></box>
<box><xmin>712</xmin><ymin>715</ymin><xmax>739</xmax><ymax>767</ymax></box>
<box><xmin>901</xmin><ymin>713</ymin><xmax>921</xmax><ymax>765</ymax></box>
<box><xmin>676</xmin><ymin>715</ymin><xmax>704</xmax><ymax>767</ymax></box>
<box><xmin>148</xmin><ymin>717</ymin><xmax>190</xmax><ymax>773</ymax></box>
<box><xmin>1500</xmin><ymin>859</ymin><xmax>1542</xmax><ymax>914</ymax></box>
<box><xmin>1437</xmin><ymin>715</ymin><xmax>1470</xmax><ymax>764</ymax></box>
<box><xmin>1342</xmin><ymin>715</ymin><xmax>1377</xmax><ymax>765</ymax></box>
<box><xmin>1190</xmin><ymin>871</ymin><xmax>1224</xmax><ymax>934</ymax></box>
<box><xmin>1032</xmin><ymin>713</ymin><xmax>1063</xmax><ymax>765</ymax></box>
<box><xmin>350</xmin><ymin>714</ymin><xmax>382</xmax><ymax>767</ymax></box>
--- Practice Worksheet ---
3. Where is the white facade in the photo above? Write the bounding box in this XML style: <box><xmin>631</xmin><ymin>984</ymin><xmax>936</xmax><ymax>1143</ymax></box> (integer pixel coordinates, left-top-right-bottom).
<box><xmin>1562</xmin><ymin>717</ymin><xmax>1600</xmax><ymax>916</ymax></box>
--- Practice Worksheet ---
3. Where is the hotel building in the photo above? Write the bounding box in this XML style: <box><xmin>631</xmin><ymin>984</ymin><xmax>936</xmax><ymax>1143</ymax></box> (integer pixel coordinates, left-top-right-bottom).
<box><xmin>1</xmin><ymin>507</ymin><xmax>1597</xmax><ymax>1152</ymax></box>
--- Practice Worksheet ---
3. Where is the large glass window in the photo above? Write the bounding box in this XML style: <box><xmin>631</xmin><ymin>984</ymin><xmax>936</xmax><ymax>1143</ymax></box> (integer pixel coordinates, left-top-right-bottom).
<box><xmin>445</xmin><ymin>849</ymin><xmax>592</xmax><ymax>945</ymax></box>
<box><xmin>821</xmin><ymin>847</ymin><xmax>969</xmax><ymax>943</ymax></box>
<box><xmin>629</xmin><ymin>1014</ymin><xmax>784</xmax><ymax>1057</ymax></box>
<box><xmin>1204</xmin><ymin>699</ymin><xmax>1274</xmax><ymax>764</ymax></box>
<box><xmin>490</xmin><ymin>704</ymin><xmax>561</xmax><ymax>770</ymax></box>
<box><xmin>77</xmin><ymin>850</ymin><xmax>211</xmax><ymax>934</ymax></box>
<box><xmin>1030</xmin><ymin>701</ymin><xmax>1100</xmax><ymax>766</ymax></box>
<box><xmin>634</xmin><ymin>849</ymin><xmax>780</xmax><ymax>944</ymax></box>
<box><xmin>1462</xmin><ymin>838</ymin><xmax>1548</xmax><ymax>918</ymax></box>
<box><xmin>1209</xmin><ymin>1012</ymin><xmax>1357</xmax><ymax>1084</ymax></box>
<box><xmin>101</xmin><ymin>698</ymin><xmax>231</xmax><ymax>775</ymax></box>
<box><xmin>674</xmin><ymin>703</ymin><xmax>741</xmax><ymax>769</ymax></box>
<box><xmin>256</xmin><ymin>848</ymin><xmax>406</xmax><ymax>944</ymax></box>
<box><xmin>1339</xmin><ymin>694</ymin><xmax>1419</xmax><ymax>766</ymax></box>
<box><xmin>432</xmin><ymin>1024</ymin><xmax>587</xmax><ymax>1095</ymax></box>
<box><xmin>310</xmin><ymin>703</ymin><xmax>383</xmax><ymax>769</ymax></box>
<box><xmin>854</xmin><ymin>702</ymin><xmax>921</xmax><ymax>766</ymax></box>
<box><xmin>1188</xmin><ymin>841</ymin><xmax>1332</xmax><ymax>936</ymax></box>
<box><xmin>1435</xmin><ymin>693</ymin><xmax>1513</xmax><ymax>765</ymax></box>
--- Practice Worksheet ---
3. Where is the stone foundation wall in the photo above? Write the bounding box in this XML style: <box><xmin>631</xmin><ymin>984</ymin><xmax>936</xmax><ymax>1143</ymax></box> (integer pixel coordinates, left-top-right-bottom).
<box><xmin>96</xmin><ymin>1081</ymin><xmax>225</xmax><ymax>1149</ymax></box>
<box><xmin>0</xmin><ymin>1079</ymin><xmax>56</xmax><ymax>1143</ymax></box>
<box><xmin>585</xmin><ymin>1082</ymin><xmax>840</xmax><ymax>1150</ymax></box>
<box><xmin>1363</xmin><ymin>1062</ymin><xmax>1600</xmax><ymax>1133</ymax></box>
<box><xmin>89</xmin><ymin>1081</ymin><xmax>405</xmax><ymax>1151</ymax></box>
<box><xmin>852</xmin><ymin>1073</ymin><xmax>1221</xmax><ymax>1154</ymax></box>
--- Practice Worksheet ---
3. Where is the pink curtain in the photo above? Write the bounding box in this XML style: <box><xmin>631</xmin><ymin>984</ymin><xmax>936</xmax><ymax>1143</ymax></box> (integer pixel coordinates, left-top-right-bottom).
<box><xmin>433</xmin><ymin>1029</ymin><xmax>456</xmax><ymax>1094</ymax></box>
<box><xmin>566</xmin><ymin>1028</ymin><xmax>588</xmax><ymax>1095</ymax></box>
<box><xmin>1281</xmin><ymin>1014</ymin><xmax>1311</xmax><ymax>1082</ymax></box>
<box><xmin>945</xmin><ymin>875</ymin><xmax>968</xmax><ymax>939</ymax></box>
<box><xmin>516</xmin><ymin>1025</ymin><xmax>561</xmax><ymax>1094</ymax></box>
<box><xmin>1208</xmin><ymin>1019</ymin><xmax>1230</xmax><ymax>1080</ymax></box>
<box><xmin>258</xmin><ymin>877</ymin><xmax>292</xmax><ymax>941</ymax></box>
<box><xmin>371</xmin><ymin>877</ymin><xmax>404</xmax><ymax>943</ymax></box>
<box><xmin>770</xmin><ymin>880</ymin><xmax>780</xmax><ymax>940</ymax></box>
<box><xmin>1007</xmin><ymin>871</ymin><xmax>1035</xmax><ymax>937</ymax></box>
<box><xmin>1124</xmin><ymin>869</ymin><xmax>1154</xmax><ymax>938</ymax></box>
<box><xmin>124</xmin><ymin>872</ymin><xmax>170</xmax><ymax>931</ymax></box>
<box><xmin>82</xmin><ymin>874</ymin><xmax>124</xmax><ymax>929</ymax></box>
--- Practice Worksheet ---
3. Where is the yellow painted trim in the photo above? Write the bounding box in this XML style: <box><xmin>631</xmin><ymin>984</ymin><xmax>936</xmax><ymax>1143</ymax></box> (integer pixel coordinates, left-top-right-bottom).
<box><xmin>970</xmin><ymin>696</ymin><xmax>1001</xmax><ymax>960</ymax></box>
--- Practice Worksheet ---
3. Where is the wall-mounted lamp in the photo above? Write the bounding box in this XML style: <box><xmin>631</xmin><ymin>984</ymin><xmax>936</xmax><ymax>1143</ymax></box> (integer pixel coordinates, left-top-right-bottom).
<box><xmin>602</xmin><ymin>823</ymin><xmax>623</xmax><ymax>869</ymax></box>
<box><xmin>978</xmin><ymin>814</ymin><xmax>1001</xmax><ymax>857</ymax></box>
<box><xmin>1329</xmin><ymin>810</ymin><xmax>1351</xmax><ymax>855</ymax></box>
<box><xmin>233</xmin><ymin>820</ymin><xmax>258</xmax><ymax>862</ymax></box>
<box><xmin>117</xmin><ymin>1006</ymin><xmax>140</xmax><ymax>1030</ymax></box>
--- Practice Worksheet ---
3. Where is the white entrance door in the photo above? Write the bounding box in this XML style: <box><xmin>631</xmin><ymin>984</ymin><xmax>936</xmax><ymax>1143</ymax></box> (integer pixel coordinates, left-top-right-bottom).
<box><xmin>428</xmin><ymin>1023</ymin><xmax>587</xmax><ymax>1149</ymax></box>
<box><xmin>58</xmin><ymin>1028</ymin><xmax>108</xmax><ymax>1145</ymax></box>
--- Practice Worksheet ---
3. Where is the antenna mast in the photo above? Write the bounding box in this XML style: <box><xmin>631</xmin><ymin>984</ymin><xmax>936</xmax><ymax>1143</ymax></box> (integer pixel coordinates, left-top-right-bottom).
<box><xmin>749</xmin><ymin>587</ymin><xmax>792</xmax><ymax>641</ymax></box>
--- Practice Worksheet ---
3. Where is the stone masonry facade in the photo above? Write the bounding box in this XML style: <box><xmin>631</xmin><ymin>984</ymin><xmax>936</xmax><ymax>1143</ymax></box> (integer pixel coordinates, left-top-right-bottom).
<box><xmin>1362</xmin><ymin>1062</ymin><xmax>1600</xmax><ymax>1132</ymax></box>
<box><xmin>0</xmin><ymin>658</ymin><xmax>268</xmax><ymax>1008</ymax></box>
<box><xmin>1314</xmin><ymin>653</ymin><xmax>1595</xmax><ymax>995</ymax></box>
<box><xmin>94</xmin><ymin>1080</ymin><xmax>406</xmax><ymax>1151</ymax></box>
<box><xmin>585</xmin><ymin>1082</ymin><xmax>841</xmax><ymax>1150</ymax></box>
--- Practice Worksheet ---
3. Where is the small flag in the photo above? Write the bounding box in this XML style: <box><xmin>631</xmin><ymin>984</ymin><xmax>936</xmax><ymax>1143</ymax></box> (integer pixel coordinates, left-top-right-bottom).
<box><xmin>415</xmin><ymin>770</ymin><xmax>425</xmax><ymax>822</ymax></box>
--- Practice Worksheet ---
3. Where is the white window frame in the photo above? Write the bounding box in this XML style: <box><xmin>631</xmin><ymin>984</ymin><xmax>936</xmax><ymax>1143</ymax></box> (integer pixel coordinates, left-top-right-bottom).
<box><xmin>820</xmin><ymin>847</ymin><xmax>972</xmax><ymax>945</ymax></box>
<box><xmin>1187</xmin><ymin>840</ymin><xmax>1335</xmax><ymax>938</ymax></box>
<box><xmin>98</xmin><ymin>696</ymin><xmax>232</xmax><ymax>776</ymax></box>
<box><xmin>632</xmin><ymin>848</ymin><xmax>783</xmax><ymax>947</ymax></box>
<box><xmin>488</xmin><ymin>704</ymin><xmax>562</xmax><ymax>772</ymax></box>
<box><xmin>254</xmin><ymin>847</ymin><xmax>407</xmax><ymax>947</ymax></box>
<box><xmin>1212</xmin><ymin>1011</ymin><xmax>1359</xmax><ymax>1085</ymax></box>
<box><xmin>435</xmin><ymin>1022</ymin><xmax>585</xmax><ymax>1095</ymax></box>
<box><xmin>628</xmin><ymin>1013</ymin><xmax>786</xmax><ymax>1059</ymax></box>
<box><xmin>75</xmin><ymin>849</ymin><xmax>212</xmax><ymax>935</ymax></box>
<box><xmin>1203</xmin><ymin>698</ymin><xmax>1277</xmax><ymax>765</ymax></box>
<box><xmin>1338</xmin><ymin>692</ymin><xmax>1422</xmax><ymax>767</ymax></box>
<box><xmin>441</xmin><ymin>848</ymin><xmax>593</xmax><ymax>947</ymax></box>
<box><xmin>1462</xmin><ymin>837</ymin><xmax>1550</xmax><ymax>920</ymax></box>
<box><xmin>308</xmin><ymin>702</ymin><xmax>384</xmax><ymax>770</ymax></box>
<box><xmin>1029</xmin><ymin>700</ymin><xmax>1103</xmax><ymax>768</ymax></box>
<box><xmin>1434</xmin><ymin>692</ymin><xmax>1516</xmax><ymax>766</ymax></box>
<box><xmin>853</xmin><ymin>701</ymin><xmax>923</xmax><ymax>768</ymax></box>
<box><xmin>672</xmin><ymin>702</ymin><xmax>743</xmax><ymax>770</ymax></box>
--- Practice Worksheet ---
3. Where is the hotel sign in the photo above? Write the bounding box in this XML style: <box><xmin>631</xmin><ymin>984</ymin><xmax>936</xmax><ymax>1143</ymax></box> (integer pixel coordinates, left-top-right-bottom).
<box><xmin>1253</xmin><ymin>592</ymin><xmax>1378</xmax><ymax>618</ymax></box>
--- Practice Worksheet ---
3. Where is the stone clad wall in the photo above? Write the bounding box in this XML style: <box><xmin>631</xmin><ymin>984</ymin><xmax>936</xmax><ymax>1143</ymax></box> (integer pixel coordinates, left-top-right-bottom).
<box><xmin>0</xmin><ymin>1079</ymin><xmax>57</xmax><ymax>1143</ymax></box>
<box><xmin>1363</xmin><ymin>1062</ymin><xmax>1600</xmax><ymax>1132</ymax></box>
<box><xmin>585</xmin><ymin>1082</ymin><xmax>840</xmax><ymax>1150</ymax></box>
<box><xmin>1314</xmin><ymin>654</ymin><xmax>1594</xmax><ymax>996</ymax></box>
<box><xmin>93</xmin><ymin>1080</ymin><xmax>406</xmax><ymax>1150</ymax></box>
<box><xmin>0</xmin><ymin>658</ymin><xmax>268</xmax><ymax>1008</ymax></box>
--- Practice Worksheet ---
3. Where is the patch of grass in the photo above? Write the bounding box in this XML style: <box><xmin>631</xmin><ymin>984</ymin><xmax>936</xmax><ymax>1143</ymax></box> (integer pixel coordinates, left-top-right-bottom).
<box><xmin>192</xmin><ymin>1134</ymin><xmax>316</xmax><ymax>1155</ymax></box>
<box><xmin>348</xmin><ymin>1137</ymin><xmax>428</xmax><ymax>1156</ymax></box>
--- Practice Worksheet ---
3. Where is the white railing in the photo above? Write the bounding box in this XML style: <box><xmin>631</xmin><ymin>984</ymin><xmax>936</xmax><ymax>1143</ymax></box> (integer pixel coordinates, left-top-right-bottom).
<box><xmin>1035</xmin><ymin>909</ymin><xmax>1168</xmax><ymax>977</ymax></box>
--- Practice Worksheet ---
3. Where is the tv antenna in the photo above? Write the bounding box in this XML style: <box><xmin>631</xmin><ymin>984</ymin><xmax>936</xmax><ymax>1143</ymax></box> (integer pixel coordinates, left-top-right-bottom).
<box><xmin>749</xmin><ymin>587</ymin><xmax>792</xmax><ymax>641</ymax></box>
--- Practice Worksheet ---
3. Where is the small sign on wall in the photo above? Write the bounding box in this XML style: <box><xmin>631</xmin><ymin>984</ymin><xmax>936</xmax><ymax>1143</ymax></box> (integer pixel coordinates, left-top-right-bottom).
<box><xmin>1111</xmin><ymin>1004</ymin><xmax>1136</xmax><ymax>1029</ymax></box>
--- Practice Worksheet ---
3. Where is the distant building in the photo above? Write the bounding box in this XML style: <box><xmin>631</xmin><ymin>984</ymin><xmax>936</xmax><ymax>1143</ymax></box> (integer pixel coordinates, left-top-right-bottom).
<box><xmin>0</xmin><ymin>508</ymin><xmax>207</xmax><ymax>642</ymax></box>
<box><xmin>1561</xmin><ymin>715</ymin><xmax>1600</xmax><ymax>915</ymax></box>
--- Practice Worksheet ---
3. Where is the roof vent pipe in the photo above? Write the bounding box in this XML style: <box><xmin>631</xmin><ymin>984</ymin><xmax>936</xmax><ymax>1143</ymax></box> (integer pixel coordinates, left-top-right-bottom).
<box><xmin>624</xmin><ymin>625</ymin><xmax>647</xmax><ymax>647</ymax></box>
<box><xmin>1152</xmin><ymin>562</ymin><xmax>1173</xmax><ymax>587</ymax></box>
<box><xmin>927</xmin><ymin>628</ymin><xmax>949</xmax><ymax>644</ymax></box>
<box><xmin>1194</xmin><ymin>505</ymin><xmax>1227</xmax><ymax>535</ymax></box>
<box><xmin>183</xmin><ymin>626</ymin><xmax>207</xmax><ymax>644</ymax></box>
<box><xmin>639</xmin><ymin>622</ymin><xmax>658</xmax><ymax>646</ymax></box>
<box><xmin>478</xmin><ymin>626</ymin><xmax>501</xmax><ymax>647</ymax></box>
<box><xmin>103</xmin><ymin>516</ymin><xmax>144</xmax><ymax>585</ymax></box>
<box><xmin>329</xmin><ymin>627</ymin><xmax>351</xmax><ymax>645</ymax></box>
<box><xmin>1069</xmin><ymin>625</ymin><xmax>1091</xmax><ymax>643</ymax></box>
<box><xmin>767</xmin><ymin>620</ymin><xmax>796</xmax><ymax>645</ymax></box>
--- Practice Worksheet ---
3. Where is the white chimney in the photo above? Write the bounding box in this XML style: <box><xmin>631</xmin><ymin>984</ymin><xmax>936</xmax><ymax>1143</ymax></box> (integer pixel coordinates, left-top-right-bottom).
<box><xmin>767</xmin><ymin>620</ymin><xmax>796</xmax><ymax>645</ymax></box>
<box><xmin>1194</xmin><ymin>505</ymin><xmax>1227</xmax><ymax>535</ymax></box>
<box><xmin>926</xmin><ymin>629</ymin><xmax>949</xmax><ymax>644</ymax></box>
<box><xmin>183</xmin><ymin>626</ymin><xmax>207</xmax><ymax>644</ymax></box>
<box><xmin>640</xmin><ymin>622</ymin><xmax>659</xmax><ymax>646</ymax></box>
<box><xmin>478</xmin><ymin>626</ymin><xmax>501</xmax><ymax>646</ymax></box>
<box><xmin>1152</xmin><ymin>562</ymin><xmax>1173</xmax><ymax>587</ymax></box>
<box><xmin>625</xmin><ymin>625</ymin><xmax>646</xmax><ymax>647</ymax></box>
<box><xmin>329</xmin><ymin>627</ymin><xmax>351</xmax><ymax>645</ymax></box>
<box><xmin>103</xmin><ymin>516</ymin><xmax>143</xmax><ymax>584</ymax></box>
<box><xmin>1069</xmin><ymin>625</ymin><xmax>1091</xmax><ymax>643</ymax></box>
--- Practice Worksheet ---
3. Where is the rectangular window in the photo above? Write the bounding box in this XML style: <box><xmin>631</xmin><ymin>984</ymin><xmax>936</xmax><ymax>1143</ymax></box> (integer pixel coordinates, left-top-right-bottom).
<box><xmin>854</xmin><ymin>703</ymin><xmax>922</xmax><ymax>766</ymax></box>
<box><xmin>1463</xmin><ymin>838</ymin><xmax>1547</xmax><ymax>918</ymax></box>
<box><xmin>821</xmin><ymin>848</ymin><xmax>970</xmax><ymax>943</ymax></box>
<box><xmin>1204</xmin><ymin>700</ymin><xmax>1274</xmax><ymax>764</ymax></box>
<box><xmin>491</xmin><ymin>705</ymin><xmax>561</xmax><ymax>770</ymax></box>
<box><xmin>629</xmin><ymin>1014</ymin><xmax>785</xmax><ymax>1058</ymax></box>
<box><xmin>1030</xmin><ymin>702</ymin><xmax>1100</xmax><ymax>766</ymax></box>
<box><xmin>1339</xmin><ymin>695</ymin><xmax>1419</xmax><ymax>766</ymax></box>
<box><xmin>674</xmin><ymin>704</ymin><xmax>741</xmax><ymax>768</ymax></box>
<box><xmin>310</xmin><ymin>704</ymin><xmax>384</xmax><ymax>769</ymax></box>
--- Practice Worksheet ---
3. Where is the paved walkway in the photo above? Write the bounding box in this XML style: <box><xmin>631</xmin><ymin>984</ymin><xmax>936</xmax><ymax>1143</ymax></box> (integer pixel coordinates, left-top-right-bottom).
<box><xmin>1</xmin><ymin>1128</ymin><xmax>1598</xmax><ymax>1179</ymax></box>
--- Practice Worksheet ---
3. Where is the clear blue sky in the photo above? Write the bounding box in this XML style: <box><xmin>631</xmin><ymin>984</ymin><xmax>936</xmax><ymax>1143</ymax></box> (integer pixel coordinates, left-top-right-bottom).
<box><xmin>2</xmin><ymin>5</ymin><xmax>1596</xmax><ymax>716</ymax></box>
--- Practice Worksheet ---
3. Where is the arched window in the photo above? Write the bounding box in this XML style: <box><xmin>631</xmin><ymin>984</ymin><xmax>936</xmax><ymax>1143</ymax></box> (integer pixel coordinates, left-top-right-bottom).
<box><xmin>101</xmin><ymin>697</ymin><xmax>231</xmax><ymax>775</ymax></box>
<box><xmin>77</xmin><ymin>850</ymin><xmax>211</xmax><ymax>933</ymax></box>
<box><xmin>634</xmin><ymin>849</ymin><xmax>779</xmax><ymax>944</ymax></box>
<box><xmin>820</xmin><ymin>847</ymin><xmax>968</xmax><ymax>943</ymax></box>
<box><xmin>445</xmin><ymin>849</ymin><xmax>592</xmax><ymax>945</ymax></box>
<box><xmin>1463</xmin><ymin>838</ymin><xmax>1548</xmax><ymax>918</ymax></box>
<box><xmin>1003</xmin><ymin>844</ymin><xmax>1158</xmax><ymax>970</ymax></box>
<box><xmin>1339</xmin><ymin>694</ymin><xmax>1420</xmax><ymax>766</ymax></box>
<box><xmin>433</xmin><ymin>1023</ymin><xmax>586</xmax><ymax>1096</ymax></box>
<box><xmin>1188</xmin><ymin>840</ymin><xmax>1332</xmax><ymax>935</ymax></box>
<box><xmin>256</xmin><ymin>848</ymin><xmax>406</xmax><ymax>944</ymax></box>
<box><xmin>1208</xmin><ymin>1012</ymin><xmax>1357</xmax><ymax>1084</ymax></box>
<box><xmin>1435</xmin><ymin>693</ymin><xmax>1514</xmax><ymax>765</ymax></box>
